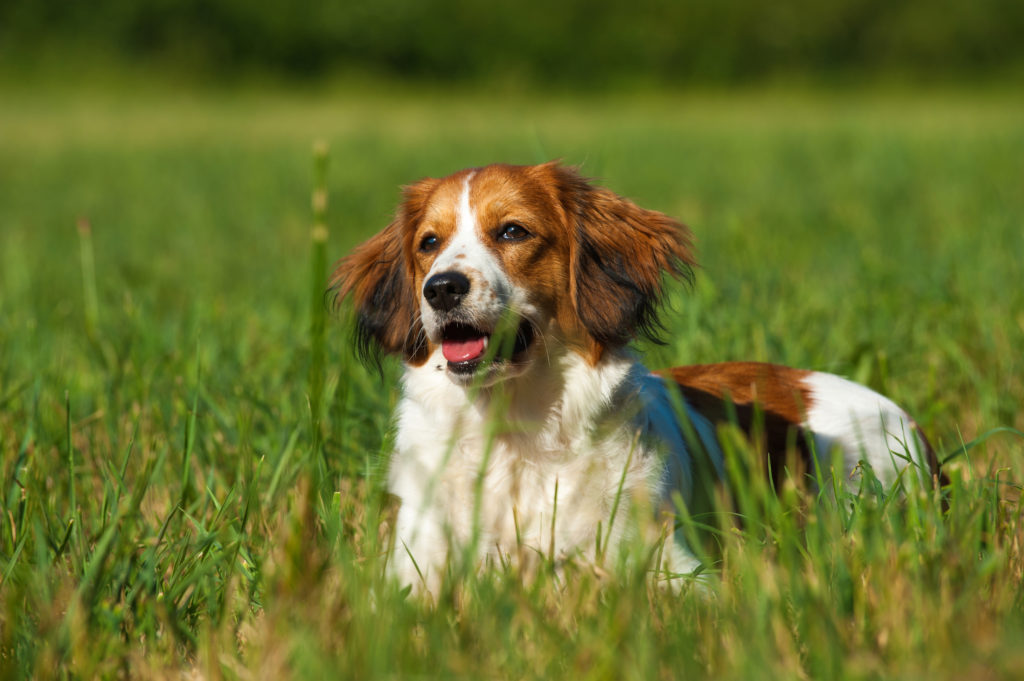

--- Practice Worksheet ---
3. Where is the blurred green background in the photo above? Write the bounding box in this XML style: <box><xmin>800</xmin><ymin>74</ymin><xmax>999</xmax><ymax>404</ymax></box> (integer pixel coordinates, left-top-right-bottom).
<box><xmin>3</xmin><ymin>0</ymin><xmax>1023</xmax><ymax>87</ymax></box>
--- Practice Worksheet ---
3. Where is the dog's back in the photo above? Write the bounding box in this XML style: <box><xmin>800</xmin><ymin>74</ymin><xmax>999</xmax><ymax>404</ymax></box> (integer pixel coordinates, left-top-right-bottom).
<box><xmin>664</xmin><ymin>362</ymin><xmax>942</xmax><ymax>490</ymax></box>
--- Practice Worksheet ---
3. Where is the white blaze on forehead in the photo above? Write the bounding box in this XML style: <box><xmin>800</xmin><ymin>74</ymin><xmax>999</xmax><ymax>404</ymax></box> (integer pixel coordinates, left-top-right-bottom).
<box><xmin>427</xmin><ymin>173</ymin><xmax>504</xmax><ymax>285</ymax></box>
<box><xmin>457</xmin><ymin>173</ymin><xmax>475</xmax><ymax>237</ymax></box>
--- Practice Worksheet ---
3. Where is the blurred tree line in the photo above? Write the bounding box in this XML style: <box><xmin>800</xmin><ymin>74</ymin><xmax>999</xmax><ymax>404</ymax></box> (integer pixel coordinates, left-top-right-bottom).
<box><xmin>2</xmin><ymin>0</ymin><xmax>1021</xmax><ymax>85</ymax></box>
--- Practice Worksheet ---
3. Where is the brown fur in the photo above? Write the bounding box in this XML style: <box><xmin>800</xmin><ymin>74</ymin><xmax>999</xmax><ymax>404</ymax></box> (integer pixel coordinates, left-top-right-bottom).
<box><xmin>550</xmin><ymin>164</ymin><xmax>697</xmax><ymax>359</ymax></box>
<box><xmin>662</xmin><ymin>362</ymin><xmax>818</xmax><ymax>487</ymax></box>
<box><xmin>663</xmin><ymin>362</ymin><xmax>947</xmax><ymax>488</ymax></box>
<box><xmin>328</xmin><ymin>177</ymin><xmax>439</xmax><ymax>365</ymax></box>
<box><xmin>333</xmin><ymin>162</ymin><xmax>696</xmax><ymax>367</ymax></box>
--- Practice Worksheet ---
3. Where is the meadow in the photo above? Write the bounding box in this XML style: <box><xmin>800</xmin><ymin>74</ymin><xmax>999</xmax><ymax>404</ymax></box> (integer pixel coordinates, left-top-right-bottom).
<box><xmin>1</xmin><ymin>81</ymin><xmax>1023</xmax><ymax>679</ymax></box>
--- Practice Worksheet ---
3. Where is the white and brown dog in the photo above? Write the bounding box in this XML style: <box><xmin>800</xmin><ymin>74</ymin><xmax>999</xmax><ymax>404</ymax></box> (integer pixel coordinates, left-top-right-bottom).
<box><xmin>331</xmin><ymin>162</ymin><xmax>942</xmax><ymax>594</ymax></box>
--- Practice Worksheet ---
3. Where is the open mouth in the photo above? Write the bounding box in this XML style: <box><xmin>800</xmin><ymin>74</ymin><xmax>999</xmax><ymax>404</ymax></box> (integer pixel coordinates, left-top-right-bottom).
<box><xmin>440</xmin><ymin>320</ymin><xmax>536</xmax><ymax>374</ymax></box>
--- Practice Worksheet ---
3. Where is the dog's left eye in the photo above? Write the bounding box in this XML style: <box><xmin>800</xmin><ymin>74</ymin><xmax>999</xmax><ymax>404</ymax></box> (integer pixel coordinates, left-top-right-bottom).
<box><xmin>419</xmin><ymin>234</ymin><xmax>440</xmax><ymax>252</ymax></box>
<box><xmin>497</xmin><ymin>223</ymin><xmax>530</xmax><ymax>241</ymax></box>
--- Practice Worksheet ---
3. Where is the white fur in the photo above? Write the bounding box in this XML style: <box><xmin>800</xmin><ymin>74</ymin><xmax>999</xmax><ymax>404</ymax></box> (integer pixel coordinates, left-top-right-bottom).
<box><xmin>803</xmin><ymin>371</ymin><xmax>928</xmax><ymax>486</ymax></box>
<box><xmin>388</xmin><ymin>359</ymin><xmax>931</xmax><ymax>595</ymax></box>
<box><xmin>388</xmin><ymin>347</ymin><xmax>714</xmax><ymax>594</ymax></box>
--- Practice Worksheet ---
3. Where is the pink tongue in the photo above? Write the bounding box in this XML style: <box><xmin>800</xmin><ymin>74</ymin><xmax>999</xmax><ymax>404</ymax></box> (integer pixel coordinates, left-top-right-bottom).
<box><xmin>442</xmin><ymin>337</ymin><xmax>486</xmax><ymax>363</ymax></box>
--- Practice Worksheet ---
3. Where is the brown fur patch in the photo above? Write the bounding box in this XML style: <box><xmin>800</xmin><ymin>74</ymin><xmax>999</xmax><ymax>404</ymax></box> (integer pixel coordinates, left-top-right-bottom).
<box><xmin>472</xmin><ymin>164</ymin><xmax>574</xmax><ymax>333</ymax></box>
<box><xmin>661</xmin><ymin>362</ymin><xmax>817</xmax><ymax>487</ymax></box>
<box><xmin>550</xmin><ymin>165</ymin><xmax>697</xmax><ymax>356</ymax></box>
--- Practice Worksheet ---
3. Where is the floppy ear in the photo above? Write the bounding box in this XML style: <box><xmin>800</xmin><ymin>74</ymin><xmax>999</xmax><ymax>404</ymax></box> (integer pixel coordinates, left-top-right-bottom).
<box><xmin>329</xmin><ymin>179</ymin><xmax>437</xmax><ymax>366</ymax></box>
<box><xmin>552</xmin><ymin>165</ymin><xmax>696</xmax><ymax>351</ymax></box>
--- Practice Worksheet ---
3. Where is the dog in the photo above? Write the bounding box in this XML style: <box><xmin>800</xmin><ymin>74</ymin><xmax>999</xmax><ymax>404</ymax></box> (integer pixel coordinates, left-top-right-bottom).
<box><xmin>330</xmin><ymin>162</ymin><xmax>942</xmax><ymax>595</ymax></box>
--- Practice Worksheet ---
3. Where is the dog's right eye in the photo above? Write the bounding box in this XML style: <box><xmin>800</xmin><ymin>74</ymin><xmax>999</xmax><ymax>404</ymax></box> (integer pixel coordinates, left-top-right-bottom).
<box><xmin>419</xmin><ymin>234</ymin><xmax>440</xmax><ymax>253</ymax></box>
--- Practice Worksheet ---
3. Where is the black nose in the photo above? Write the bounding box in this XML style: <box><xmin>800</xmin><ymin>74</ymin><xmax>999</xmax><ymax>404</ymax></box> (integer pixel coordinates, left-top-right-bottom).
<box><xmin>423</xmin><ymin>271</ymin><xmax>470</xmax><ymax>312</ymax></box>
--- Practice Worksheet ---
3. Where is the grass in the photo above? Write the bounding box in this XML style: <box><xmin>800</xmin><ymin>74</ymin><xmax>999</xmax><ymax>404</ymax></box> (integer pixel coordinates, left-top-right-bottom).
<box><xmin>0</xmin><ymin>80</ymin><xmax>1023</xmax><ymax>679</ymax></box>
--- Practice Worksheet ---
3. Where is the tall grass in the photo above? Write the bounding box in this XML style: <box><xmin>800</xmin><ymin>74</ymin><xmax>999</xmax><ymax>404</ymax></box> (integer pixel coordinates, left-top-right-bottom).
<box><xmin>0</xmin><ymin>83</ymin><xmax>1022</xmax><ymax>679</ymax></box>
<box><xmin>308</xmin><ymin>139</ymin><xmax>330</xmax><ymax>480</ymax></box>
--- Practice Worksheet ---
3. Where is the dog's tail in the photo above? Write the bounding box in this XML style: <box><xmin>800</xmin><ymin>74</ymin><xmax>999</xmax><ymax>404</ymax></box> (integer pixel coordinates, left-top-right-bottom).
<box><xmin>914</xmin><ymin>421</ymin><xmax>950</xmax><ymax>495</ymax></box>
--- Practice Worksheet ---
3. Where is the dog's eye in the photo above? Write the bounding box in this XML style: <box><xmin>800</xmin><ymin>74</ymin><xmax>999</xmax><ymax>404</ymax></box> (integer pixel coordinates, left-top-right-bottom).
<box><xmin>497</xmin><ymin>223</ymin><xmax>530</xmax><ymax>241</ymax></box>
<box><xmin>419</xmin><ymin>234</ymin><xmax>440</xmax><ymax>253</ymax></box>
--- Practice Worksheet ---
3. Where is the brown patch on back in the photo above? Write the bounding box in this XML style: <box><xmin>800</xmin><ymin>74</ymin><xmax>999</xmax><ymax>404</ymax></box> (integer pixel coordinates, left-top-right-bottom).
<box><xmin>666</xmin><ymin>362</ymin><xmax>949</xmax><ymax>494</ymax></box>
<box><xmin>660</xmin><ymin>362</ymin><xmax>817</xmax><ymax>488</ymax></box>
<box><xmin>665</xmin><ymin>362</ymin><xmax>813</xmax><ymax>423</ymax></box>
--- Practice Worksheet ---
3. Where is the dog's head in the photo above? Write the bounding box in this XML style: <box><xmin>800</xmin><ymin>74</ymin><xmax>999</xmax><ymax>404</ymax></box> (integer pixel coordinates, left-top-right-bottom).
<box><xmin>330</xmin><ymin>162</ymin><xmax>695</xmax><ymax>385</ymax></box>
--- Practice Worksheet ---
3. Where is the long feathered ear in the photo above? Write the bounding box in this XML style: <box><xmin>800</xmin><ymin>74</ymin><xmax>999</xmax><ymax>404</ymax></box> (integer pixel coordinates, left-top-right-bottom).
<box><xmin>328</xmin><ymin>179</ymin><xmax>437</xmax><ymax>366</ymax></box>
<box><xmin>551</xmin><ymin>164</ymin><xmax>696</xmax><ymax>352</ymax></box>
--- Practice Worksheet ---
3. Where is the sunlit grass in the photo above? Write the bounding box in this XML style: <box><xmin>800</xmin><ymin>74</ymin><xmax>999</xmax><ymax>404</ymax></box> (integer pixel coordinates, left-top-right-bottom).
<box><xmin>0</xmin><ymin>82</ymin><xmax>1022</xmax><ymax>679</ymax></box>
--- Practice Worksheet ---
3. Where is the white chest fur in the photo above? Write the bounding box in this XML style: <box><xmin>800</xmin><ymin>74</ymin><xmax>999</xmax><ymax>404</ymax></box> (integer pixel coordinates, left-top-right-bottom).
<box><xmin>386</xmin><ymin>350</ymin><xmax>710</xmax><ymax>593</ymax></box>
